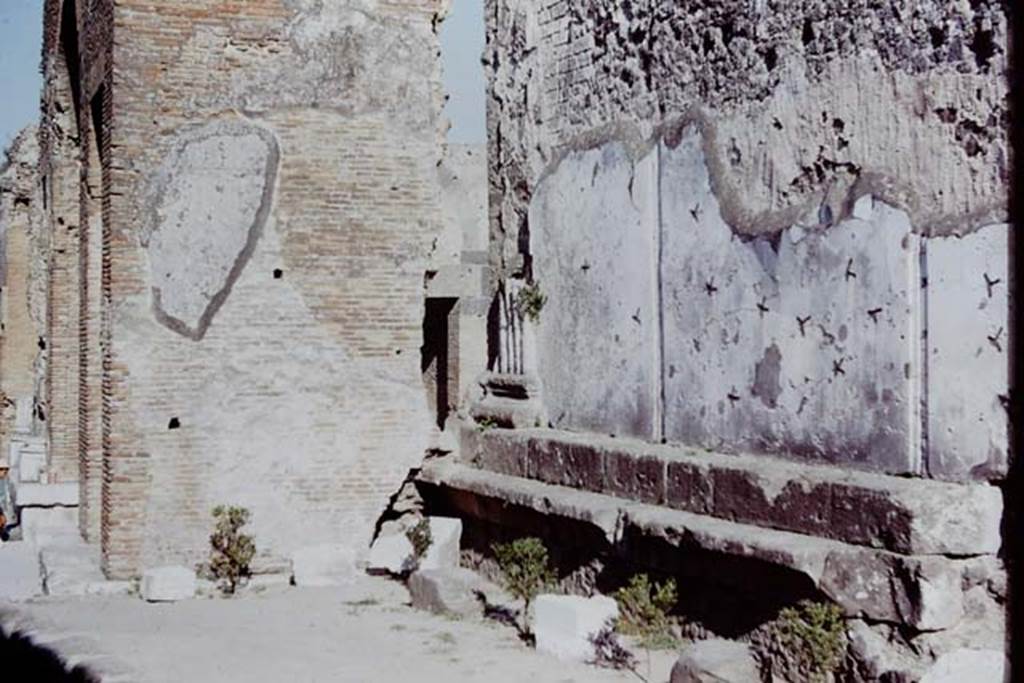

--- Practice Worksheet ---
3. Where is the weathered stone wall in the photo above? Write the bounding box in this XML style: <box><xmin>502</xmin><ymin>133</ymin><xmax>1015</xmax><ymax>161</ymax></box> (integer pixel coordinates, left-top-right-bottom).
<box><xmin>485</xmin><ymin>0</ymin><xmax>1009</xmax><ymax>482</ymax></box>
<box><xmin>41</xmin><ymin>0</ymin><xmax>450</xmax><ymax>578</ymax></box>
<box><xmin>0</xmin><ymin>129</ymin><xmax>48</xmax><ymax>465</ymax></box>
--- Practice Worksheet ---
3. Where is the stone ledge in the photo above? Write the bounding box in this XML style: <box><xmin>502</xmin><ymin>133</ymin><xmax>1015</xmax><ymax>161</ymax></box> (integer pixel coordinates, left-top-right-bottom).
<box><xmin>13</xmin><ymin>482</ymin><xmax>79</xmax><ymax>508</ymax></box>
<box><xmin>458</xmin><ymin>427</ymin><xmax>1002</xmax><ymax>557</ymax></box>
<box><xmin>418</xmin><ymin>460</ymin><xmax>967</xmax><ymax>631</ymax></box>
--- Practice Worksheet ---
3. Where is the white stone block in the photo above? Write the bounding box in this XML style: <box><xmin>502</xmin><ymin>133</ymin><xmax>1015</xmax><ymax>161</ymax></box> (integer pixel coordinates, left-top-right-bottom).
<box><xmin>19</xmin><ymin>506</ymin><xmax>79</xmax><ymax>544</ymax></box>
<box><xmin>14</xmin><ymin>482</ymin><xmax>79</xmax><ymax>507</ymax></box>
<box><xmin>291</xmin><ymin>544</ymin><xmax>357</xmax><ymax>587</ymax></box>
<box><xmin>14</xmin><ymin>443</ymin><xmax>46</xmax><ymax>484</ymax></box>
<box><xmin>533</xmin><ymin>594</ymin><xmax>619</xmax><ymax>662</ymax></box>
<box><xmin>419</xmin><ymin>517</ymin><xmax>462</xmax><ymax>571</ymax></box>
<box><xmin>367</xmin><ymin>533</ymin><xmax>415</xmax><ymax>575</ymax></box>
<box><xmin>0</xmin><ymin>541</ymin><xmax>42</xmax><ymax>601</ymax></box>
<box><xmin>141</xmin><ymin>566</ymin><xmax>196</xmax><ymax>602</ymax></box>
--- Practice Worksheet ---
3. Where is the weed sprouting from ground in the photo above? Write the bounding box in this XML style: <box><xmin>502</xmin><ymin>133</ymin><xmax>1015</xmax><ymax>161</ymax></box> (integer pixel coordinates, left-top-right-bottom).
<box><xmin>492</xmin><ymin>537</ymin><xmax>556</xmax><ymax>638</ymax></box>
<box><xmin>207</xmin><ymin>505</ymin><xmax>256</xmax><ymax>596</ymax></box>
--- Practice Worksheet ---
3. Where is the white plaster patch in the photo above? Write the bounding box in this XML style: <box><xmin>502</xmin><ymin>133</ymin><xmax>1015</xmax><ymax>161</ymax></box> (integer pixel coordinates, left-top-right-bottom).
<box><xmin>660</xmin><ymin>130</ymin><xmax>921</xmax><ymax>474</ymax></box>
<box><xmin>144</xmin><ymin>120</ymin><xmax>278</xmax><ymax>340</ymax></box>
<box><xmin>925</xmin><ymin>224</ymin><xmax>1009</xmax><ymax>480</ymax></box>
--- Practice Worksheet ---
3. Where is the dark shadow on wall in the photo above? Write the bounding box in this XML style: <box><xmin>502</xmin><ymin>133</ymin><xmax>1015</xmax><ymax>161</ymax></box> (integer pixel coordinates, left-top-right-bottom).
<box><xmin>1009</xmin><ymin>3</ymin><xmax>1023</xmax><ymax>681</ymax></box>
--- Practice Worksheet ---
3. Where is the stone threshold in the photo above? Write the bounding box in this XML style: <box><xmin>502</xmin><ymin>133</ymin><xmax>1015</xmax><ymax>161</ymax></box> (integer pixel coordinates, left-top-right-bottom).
<box><xmin>418</xmin><ymin>459</ymin><xmax>972</xmax><ymax>631</ymax></box>
<box><xmin>458</xmin><ymin>426</ymin><xmax>1002</xmax><ymax>557</ymax></box>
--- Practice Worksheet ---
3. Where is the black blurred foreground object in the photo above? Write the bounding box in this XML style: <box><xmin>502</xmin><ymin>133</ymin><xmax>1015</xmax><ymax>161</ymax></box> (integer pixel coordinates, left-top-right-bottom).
<box><xmin>0</xmin><ymin>626</ymin><xmax>98</xmax><ymax>682</ymax></box>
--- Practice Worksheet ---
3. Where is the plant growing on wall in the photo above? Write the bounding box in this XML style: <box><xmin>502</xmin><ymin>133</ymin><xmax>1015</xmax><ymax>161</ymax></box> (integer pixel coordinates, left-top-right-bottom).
<box><xmin>208</xmin><ymin>505</ymin><xmax>256</xmax><ymax>596</ymax></box>
<box><xmin>515</xmin><ymin>281</ymin><xmax>547</xmax><ymax>323</ymax></box>
<box><xmin>754</xmin><ymin>600</ymin><xmax>847</xmax><ymax>683</ymax></box>
<box><xmin>405</xmin><ymin>518</ymin><xmax>432</xmax><ymax>571</ymax></box>
<box><xmin>476</xmin><ymin>416</ymin><xmax>500</xmax><ymax>432</ymax></box>
<box><xmin>614</xmin><ymin>573</ymin><xmax>680</xmax><ymax>650</ymax></box>
<box><xmin>492</xmin><ymin>537</ymin><xmax>556</xmax><ymax>638</ymax></box>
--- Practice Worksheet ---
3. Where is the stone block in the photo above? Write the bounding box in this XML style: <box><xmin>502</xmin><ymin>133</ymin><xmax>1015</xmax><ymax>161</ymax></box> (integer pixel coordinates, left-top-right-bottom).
<box><xmin>665</xmin><ymin>459</ymin><xmax>713</xmax><ymax>515</ymax></box>
<box><xmin>407</xmin><ymin>568</ymin><xmax>484</xmax><ymax>617</ymax></box>
<box><xmin>926</xmin><ymin>224</ymin><xmax>1009</xmax><ymax>480</ymax></box>
<box><xmin>291</xmin><ymin>544</ymin><xmax>358</xmax><ymax>587</ymax></box>
<box><xmin>710</xmin><ymin>468</ymin><xmax>828</xmax><ymax>536</ymax></box>
<box><xmin>13</xmin><ymin>482</ymin><xmax>78</xmax><ymax>507</ymax></box>
<box><xmin>605</xmin><ymin>449</ymin><xmax>665</xmax><ymax>505</ymax></box>
<box><xmin>529</xmin><ymin>435</ymin><xmax>604</xmax><ymax>492</ymax></box>
<box><xmin>463</xmin><ymin>427</ymin><xmax>529</xmax><ymax>477</ymax></box>
<box><xmin>11</xmin><ymin>439</ymin><xmax>45</xmax><ymax>484</ymax></box>
<box><xmin>19</xmin><ymin>506</ymin><xmax>79</xmax><ymax>545</ymax></box>
<box><xmin>533</xmin><ymin>594</ymin><xmax>619</xmax><ymax>663</ymax></box>
<box><xmin>920</xmin><ymin>648</ymin><xmax>1006</xmax><ymax>683</ymax></box>
<box><xmin>529</xmin><ymin>143</ymin><xmax>660</xmax><ymax>440</ymax></box>
<box><xmin>902</xmin><ymin>558</ymin><xmax>965</xmax><ymax>632</ymax></box>
<box><xmin>671</xmin><ymin>639</ymin><xmax>760</xmax><ymax>683</ymax></box>
<box><xmin>140</xmin><ymin>566</ymin><xmax>196</xmax><ymax>602</ymax></box>
<box><xmin>367</xmin><ymin>532</ymin><xmax>415</xmax><ymax>575</ymax></box>
<box><xmin>0</xmin><ymin>541</ymin><xmax>42</xmax><ymax>601</ymax></box>
<box><xmin>419</xmin><ymin>517</ymin><xmax>462</xmax><ymax>571</ymax></box>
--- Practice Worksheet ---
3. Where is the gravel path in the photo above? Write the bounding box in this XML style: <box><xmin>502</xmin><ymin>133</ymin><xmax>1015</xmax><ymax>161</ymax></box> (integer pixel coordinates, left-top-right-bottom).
<box><xmin>13</xmin><ymin>576</ymin><xmax>676</xmax><ymax>683</ymax></box>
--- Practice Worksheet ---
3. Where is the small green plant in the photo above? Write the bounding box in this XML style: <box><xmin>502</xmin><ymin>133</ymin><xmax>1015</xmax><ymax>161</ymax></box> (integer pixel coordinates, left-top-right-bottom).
<box><xmin>492</xmin><ymin>537</ymin><xmax>556</xmax><ymax>637</ymax></box>
<box><xmin>757</xmin><ymin>600</ymin><xmax>847</xmax><ymax>683</ymax></box>
<box><xmin>515</xmin><ymin>282</ymin><xmax>547</xmax><ymax>323</ymax></box>
<box><xmin>614</xmin><ymin>574</ymin><xmax>679</xmax><ymax>650</ymax></box>
<box><xmin>208</xmin><ymin>505</ymin><xmax>256</xmax><ymax>595</ymax></box>
<box><xmin>476</xmin><ymin>416</ymin><xmax>500</xmax><ymax>432</ymax></box>
<box><xmin>405</xmin><ymin>518</ymin><xmax>433</xmax><ymax>570</ymax></box>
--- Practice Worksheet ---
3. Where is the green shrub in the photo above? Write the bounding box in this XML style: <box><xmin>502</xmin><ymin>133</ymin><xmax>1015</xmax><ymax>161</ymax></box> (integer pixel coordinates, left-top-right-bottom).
<box><xmin>476</xmin><ymin>416</ymin><xmax>500</xmax><ymax>432</ymax></box>
<box><xmin>406</xmin><ymin>518</ymin><xmax>432</xmax><ymax>569</ymax></box>
<box><xmin>208</xmin><ymin>505</ymin><xmax>256</xmax><ymax>595</ymax></box>
<box><xmin>492</xmin><ymin>537</ymin><xmax>556</xmax><ymax>636</ymax></box>
<box><xmin>757</xmin><ymin>600</ymin><xmax>847</xmax><ymax>682</ymax></box>
<box><xmin>515</xmin><ymin>282</ymin><xmax>547</xmax><ymax>323</ymax></box>
<box><xmin>614</xmin><ymin>574</ymin><xmax>679</xmax><ymax>650</ymax></box>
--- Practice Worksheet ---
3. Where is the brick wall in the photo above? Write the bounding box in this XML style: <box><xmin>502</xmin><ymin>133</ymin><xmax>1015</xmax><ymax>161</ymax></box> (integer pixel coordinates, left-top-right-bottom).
<box><xmin>41</xmin><ymin>0</ymin><xmax>448</xmax><ymax>577</ymax></box>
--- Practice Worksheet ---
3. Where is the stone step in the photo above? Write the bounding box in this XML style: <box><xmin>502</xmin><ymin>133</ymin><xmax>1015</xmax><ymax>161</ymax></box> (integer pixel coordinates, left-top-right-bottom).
<box><xmin>417</xmin><ymin>460</ymin><xmax>969</xmax><ymax>632</ymax></box>
<box><xmin>459</xmin><ymin>427</ymin><xmax>1002</xmax><ymax>557</ymax></box>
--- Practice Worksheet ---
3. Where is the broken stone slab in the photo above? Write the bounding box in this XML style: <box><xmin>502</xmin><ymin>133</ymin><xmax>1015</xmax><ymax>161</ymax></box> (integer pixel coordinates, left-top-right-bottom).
<box><xmin>920</xmin><ymin>648</ymin><xmax>1007</xmax><ymax>683</ymax></box>
<box><xmin>291</xmin><ymin>544</ymin><xmax>358</xmax><ymax>587</ymax></box>
<box><xmin>39</xmin><ymin>537</ymin><xmax>107</xmax><ymax>597</ymax></box>
<box><xmin>367</xmin><ymin>532</ymin><xmax>415</xmax><ymax>575</ymax></box>
<box><xmin>419</xmin><ymin>517</ymin><xmax>462</xmax><ymax>571</ymax></box>
<box><xmin>140</xmin><ymin>566</ymin><xmax>196</xmax><ymax>602</ymax></box>
<box><xmin>670</xmin><ymin>639</ymin><xmax>760</xmax><ymax>683</ymax></box>
<box><xmin>419</xmin><ymin>461</ymin><xmax>968</xmax><ymax>629</ymax></box>
<box><xmin>463</xmin><ymin>428</ymin><xmax>1003</xmax><ymax>556</ymax></box>
<box><xmin>407</xmin><ymin>568</ymin><xmax>485</xmax><ymax>618</ymax></box>
<box><xmin>533</xmin><ymin>594</ymin><xmax>619</xmax><ymax>663</ymax></box>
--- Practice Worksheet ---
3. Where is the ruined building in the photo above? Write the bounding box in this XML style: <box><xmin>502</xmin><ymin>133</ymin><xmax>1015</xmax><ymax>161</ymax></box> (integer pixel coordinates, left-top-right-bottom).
<box><xmin>418</xmin><ymin>0</ymin><xmax>1012</xmax><ymax>678</ymax></box>
<box><xmin>0</xmin><ymin>0</ymin><xmax>487</xmax><ymax>579</ymax></box>
<box><xmin>0</xmin><ymin>0</ymin><xmax>1011</xmax><ymax>679</ymax></box>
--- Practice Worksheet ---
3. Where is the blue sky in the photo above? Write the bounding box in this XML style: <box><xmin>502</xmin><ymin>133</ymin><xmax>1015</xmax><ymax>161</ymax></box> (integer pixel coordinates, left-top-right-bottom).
<box><xmin>0</xmin><ymin>0</ymin><xmax>44</xmax><ymax>150</ymax></box>
<box><xmin>0</xmin><ymin>1</ymin><xmax>485</xmax><ymax>151</ymax></box>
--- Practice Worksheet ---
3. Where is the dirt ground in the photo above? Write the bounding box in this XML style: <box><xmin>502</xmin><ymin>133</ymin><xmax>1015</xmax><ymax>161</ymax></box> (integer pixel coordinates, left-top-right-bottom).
<box><xmin>13</xmin><ymin>576</ymin><xmax>677</xmax><ymax>683</ymax></box>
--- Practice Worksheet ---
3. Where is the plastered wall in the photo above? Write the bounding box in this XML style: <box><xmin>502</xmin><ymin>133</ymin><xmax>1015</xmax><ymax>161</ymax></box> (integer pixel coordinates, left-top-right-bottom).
<box><xmin>487</xmin><ymin>0</ymin><xmax>1009</xmax><ymax>482</ymax></box>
